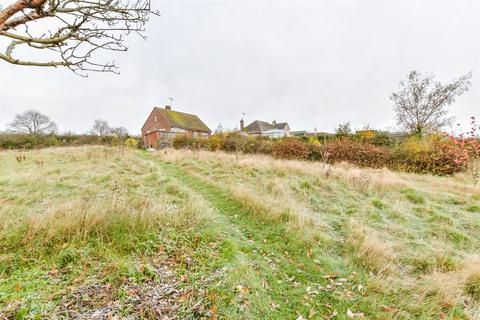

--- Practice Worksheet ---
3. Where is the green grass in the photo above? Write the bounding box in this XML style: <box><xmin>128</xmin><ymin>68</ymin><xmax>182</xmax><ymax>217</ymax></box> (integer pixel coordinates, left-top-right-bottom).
<box><xmin>402</xmin><ymin>189</ymin><xmax>426</xmax><ymax>204</ymax></box>
<box><xmin>466</xmin><ymin>205</ymin><xmax>480</xmax><ymax>212</ymax></box>
<box><xmin>1</xmin><ymin>146</ymin><xmax>480</xmax><ymax>319</ymax></box>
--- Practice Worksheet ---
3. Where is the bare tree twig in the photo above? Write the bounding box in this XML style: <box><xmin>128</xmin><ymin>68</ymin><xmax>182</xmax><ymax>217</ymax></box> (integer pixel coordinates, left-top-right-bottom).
<box><xmin>0</xmin><ymin>0</ymin><xmax>159</xmax><ymax>75</ymax></box>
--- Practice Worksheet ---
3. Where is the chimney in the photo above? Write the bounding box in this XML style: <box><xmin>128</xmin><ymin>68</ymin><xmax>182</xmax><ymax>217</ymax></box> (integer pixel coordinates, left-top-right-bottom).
<box><xmin>165</xmin><ymin>105</ymin><xmax>172</xmax><ymax>110</ymax></box>
<box><xmin>240</xmin><ymin>119</ymin><xmax>244</xmax><ymax>131</ymax></box>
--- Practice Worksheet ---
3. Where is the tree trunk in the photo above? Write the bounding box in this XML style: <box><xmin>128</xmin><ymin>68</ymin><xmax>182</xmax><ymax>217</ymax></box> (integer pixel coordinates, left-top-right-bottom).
<box><xmin>0</xmin><ymin>0</ymin><xmax>47</xmax><ymax>29</ymax></box>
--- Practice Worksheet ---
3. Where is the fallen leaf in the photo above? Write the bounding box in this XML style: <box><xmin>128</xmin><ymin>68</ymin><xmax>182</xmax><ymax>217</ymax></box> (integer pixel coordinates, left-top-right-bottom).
<box><xmin>239</xmin><ymin>300</ymin><xmax>250</xmax><ymax>310</ymax></box>
<box><xmin>381</xmin><ymin>305</ymin><xmax>395</xmax><ymax>312</ymax></box>
<box><xmin>261</xmin><ymin>279</ymin><xmax>269</xmax><ymax>289</ymax></box>
<box><xmin>209</xmin><ymin>304</ymin><xmax>218</xmax><ymax>320</ymax></box>
<box><xmin>346</xmin><ymin>309</ymin><xmax>365</xmax><ymax>318</ymax></box>
<box><xmin>236</xmin><ymin>285</ymin><xmax>249</xmax><ymax>295</ymax></box>
<box><xmin>127</xmin><ymin>288</ymin><xmax>139</xmax><ymax>296</ymax></box>
<box><xmin>48</xmin><ymin>268</ymin><xmax>59</xmax><ymax>276</ymax></box>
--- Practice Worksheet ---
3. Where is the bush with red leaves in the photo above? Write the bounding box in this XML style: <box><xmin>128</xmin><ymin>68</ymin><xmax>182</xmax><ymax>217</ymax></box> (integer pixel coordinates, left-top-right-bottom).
<box><xmin>272</xmin><ymin>138</ymin><xmax>310</xmax><ymax>160</ymax></box>
<box><xmin>320</xmin><ymin>139</ymin><xmax>391</xmax><ymax>169</ymax></box>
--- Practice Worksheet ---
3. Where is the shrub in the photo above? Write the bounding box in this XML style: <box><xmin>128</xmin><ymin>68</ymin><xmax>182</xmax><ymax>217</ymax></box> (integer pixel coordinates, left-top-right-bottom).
<box><xmin>206</xmin><ymin>135</ymin><xmax>224</xmax><ymax>151</ymax></box>
<box><xmin>0</xmin><ymin>133</ymin><xmax>135</xmax><ymax>150</ymax></box>
<box><xmin>307</xmin><ymin>142</ymin><xmax>324</xmax><ymax>161</ymax></box>
<box><xmin>272</xmin><ymin>138</ymin><xmax>310</xmax><ymax>160</ymax></box>
<box><xmin>390</xmin><ymin>135</ymin><xmax>469</xmax><ymax>175</ymax></box>
<box><xmin>243</xmin><ymin>137</ymin><xmax>274</xmax><ymax>155</ymax></box>
<box><xmin>321</xmin><ymin>139</ymin><xmax>391</xmax><ymax>169</ymax></box>
<box><xmin>172</xmin><ymin>134</ymin><xmax>191</xmax><ymax>149</ymax></box>
<box><xmin>221</xmin><ymin>133</ymin><xmax>246</xmax><ymax>153</ymax></box>
<box><xmin>124</xmin><ymin>137</ymin><xmax>139</xmax><ymax>148</ymax></box>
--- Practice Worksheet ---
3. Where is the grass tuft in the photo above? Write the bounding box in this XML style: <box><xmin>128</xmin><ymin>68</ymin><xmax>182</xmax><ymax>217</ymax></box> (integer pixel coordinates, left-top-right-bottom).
<box><xmin>402</xmin><ymin>189</ymin><xmax>426</xmax><ymax>204</ymax></box>
<box><xmin>466</xmin><ymin>205</ymin><xmax>480</xmax><ymax>212</ymax></box>
<box><xmin>345</xmin><ymin>220</ymin><xmax>394</xmax><ymax>273</ymax></box>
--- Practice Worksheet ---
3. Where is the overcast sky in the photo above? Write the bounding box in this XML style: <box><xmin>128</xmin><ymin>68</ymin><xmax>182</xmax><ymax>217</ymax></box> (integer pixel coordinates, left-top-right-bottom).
<box><xmin>1</xmin><ymin>0</ymin><xmax>479</xmax><ymax>134</ymax></box>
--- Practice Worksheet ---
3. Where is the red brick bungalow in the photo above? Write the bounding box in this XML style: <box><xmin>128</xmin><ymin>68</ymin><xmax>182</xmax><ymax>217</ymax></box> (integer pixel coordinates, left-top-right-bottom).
<box><xmin>141</xmin><ymin>106</ymin><xmax>211</xmax><ymax>148</ymax></box>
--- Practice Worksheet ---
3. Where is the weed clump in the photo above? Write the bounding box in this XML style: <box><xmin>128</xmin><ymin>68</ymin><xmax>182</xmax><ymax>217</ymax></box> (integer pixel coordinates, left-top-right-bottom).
<box><xmin>465</xmin><ymin>274</ymin><xmax>480</xmax><ymax>301</ymax></box>
<box><xmin>371</xmin><ymin>198</ymin><xmax>385</xmax><ymax>210</ymax></box>
<box><xmin>466</xmin><ymin>205</ymin><xmax>480</xmax><ymax>212</ymax></box>
<box><xmin>402</xmin><ymin>189</ymin><xmax>425</xmax><ymax>204</ymax></box>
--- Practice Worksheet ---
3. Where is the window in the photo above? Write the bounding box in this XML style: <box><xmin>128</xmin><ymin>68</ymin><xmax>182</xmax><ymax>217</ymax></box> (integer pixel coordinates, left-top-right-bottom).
<box><xmin>154</xmin><ymin>116</ymin><xmax>157</xmax><ymax>123</ymax></box>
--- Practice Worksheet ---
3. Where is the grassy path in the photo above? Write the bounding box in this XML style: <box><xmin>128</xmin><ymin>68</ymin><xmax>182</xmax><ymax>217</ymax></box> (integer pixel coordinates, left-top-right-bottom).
<box><xmin>149</xmin><ymin>156</ymin><xmax>394</xmax><ymax>319</ymax></box>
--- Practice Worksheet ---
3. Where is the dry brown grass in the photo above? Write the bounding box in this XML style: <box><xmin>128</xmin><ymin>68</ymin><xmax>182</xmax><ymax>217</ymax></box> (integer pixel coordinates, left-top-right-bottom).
<box><xmin>158</xmin><ymin>149</ymin><xmax>412</xmax><ymax>191</ymax></box>
<box><xmin>0</xmin><ymin>147</ymin><xmax>209</xmax><ymax>253</ymax></box>
<box><xmin>345</xmin><ymin>219</ymin><xmax>395</xmax><ymax>273</ymax></box>
<box><xmin>158</xmin><ymin>149</ymin><xmax>480</xmax><ymax>197</ymax></box>
<box><xmin>424</xmin><ymin>256</ymin><xmax>480</xmax><ymax>302</ymax></box>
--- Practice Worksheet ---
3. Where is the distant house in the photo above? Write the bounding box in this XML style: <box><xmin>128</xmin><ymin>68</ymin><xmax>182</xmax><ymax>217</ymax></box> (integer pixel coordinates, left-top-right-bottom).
<box><xmin>241</xmin><ymin>119</ymin><xmax>290</xmax><ymax>138</ymax></box>
<box><xmin>141</xmin><ymin>106</ymin><xmax>211</xmax><ymax>148</ymax></box>
<box><xmin>291</xmin><ymin>131</ymin><xmax>333</xmax><ymax>139</ymax></box>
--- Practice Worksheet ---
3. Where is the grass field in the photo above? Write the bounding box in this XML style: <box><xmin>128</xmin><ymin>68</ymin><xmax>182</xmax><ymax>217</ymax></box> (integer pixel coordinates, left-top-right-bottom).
<box><xmin>1</xmin><ymin>146</ymin><xmax>480</xmax><ymax>319</ymax></box>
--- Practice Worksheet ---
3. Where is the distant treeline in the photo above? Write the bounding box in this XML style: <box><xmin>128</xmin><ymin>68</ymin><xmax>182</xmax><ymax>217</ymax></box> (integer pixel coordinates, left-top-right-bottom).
<box><xmin>0</xmin><ymin>133</ymin><xmax>139</xmax><ymax>150</ymax></box>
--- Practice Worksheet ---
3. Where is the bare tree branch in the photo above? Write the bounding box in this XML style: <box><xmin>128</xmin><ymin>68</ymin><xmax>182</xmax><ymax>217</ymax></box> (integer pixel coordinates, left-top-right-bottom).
<box><xmin>0</xmin><ymin>0</ymin><xmax>159</xmax><ymax>76</ymax></box>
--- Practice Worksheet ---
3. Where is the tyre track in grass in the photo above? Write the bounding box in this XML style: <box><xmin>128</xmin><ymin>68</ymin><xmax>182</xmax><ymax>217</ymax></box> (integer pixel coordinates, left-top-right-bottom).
<box><xmin>146</xmin><ymin>154</ymin><xmax>382</xmax><ymax>319</ymax></box>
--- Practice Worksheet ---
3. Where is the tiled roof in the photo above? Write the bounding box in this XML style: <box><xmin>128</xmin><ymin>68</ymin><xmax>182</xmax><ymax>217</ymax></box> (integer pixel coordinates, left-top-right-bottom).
<box><xmin>244</xmin><ymin>120</ymin><xmax>289</xmax><ymax>133</ymax></box>
<box><xmin>157</xmin><ymin>108</ymin><xmax>211</xmax><ymax>133</ymax></box>
<box><xmin>274</xmin><ymin>122</ymin><xmax>289</xmax><ymax>130</ymax></box>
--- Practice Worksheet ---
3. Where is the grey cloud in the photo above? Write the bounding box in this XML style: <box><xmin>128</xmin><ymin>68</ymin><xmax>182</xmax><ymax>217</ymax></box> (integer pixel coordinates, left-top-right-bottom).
<box><xmin>1</xmin><ymin>0</ymin><xmax>479</xmax><ymax>134</ymax></box>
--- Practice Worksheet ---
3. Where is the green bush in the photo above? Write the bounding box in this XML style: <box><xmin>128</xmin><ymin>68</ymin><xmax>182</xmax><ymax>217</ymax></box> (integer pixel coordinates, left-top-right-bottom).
<box><xmin>172</xmin><ymin>135</ymin><xmax>192</xmax><ymax>149</ymax></box>
<box><xmin>0</xmin><ymin>133</ymin><xmax>133</xmax><ymax>150</ymax></box>
<box><xmin>243</xmin><ymin>136</ymin><xmax>274</xmax><ymax>155</ymax></box>
<box><xmin>221</xmin><ymin>133</ymin><xmax>246</xmax><ymax>153</ymax></box>
<box><xmin>206</xmin><ymin>135</ymin><xmax>224</xmax><ymax>151</ymax></box>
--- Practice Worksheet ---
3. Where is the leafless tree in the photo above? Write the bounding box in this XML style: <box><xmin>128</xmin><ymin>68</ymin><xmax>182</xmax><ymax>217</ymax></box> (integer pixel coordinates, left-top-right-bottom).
<box><xmin>110</xmin><ymin>126</ymin><xmax>129</xmax><ymax>137</ymax></box>
<box><xmin>335</xmin><ymin>122</ymin><xmax>352</xmax><ymax>136</ymax></box>
<box><xmin>89</xmin><ymin>119</ymin><xmax>110</xmax><ymax>136</ymax></box>
<box><xmin>391</xmin><ymin>71</ymin><xmax>472</xmax><ymax>135</ymax></box>
<box><xmin>0</xmin><ymin>0</ymin><xmax>158</xmax><ymax>75</ymax></box>
<box><xmin>8</xmin><ymin>109</ymin><xmax>57</xmax><ymax>134</ymax></box>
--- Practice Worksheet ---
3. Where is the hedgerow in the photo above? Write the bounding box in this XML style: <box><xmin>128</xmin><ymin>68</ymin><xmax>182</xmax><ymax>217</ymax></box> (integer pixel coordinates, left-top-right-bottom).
<box><xmin>171</xmin><ymin>132</ymin><xmax>480</xmax><ymax>176</ymax></box>
<box><xmin>0</xmin><ymin>133</ymin><xmax>138</xmax><ymax>150</ymax></box>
